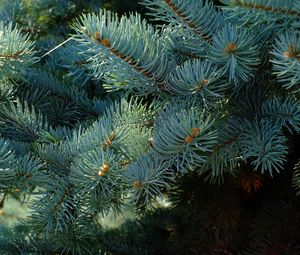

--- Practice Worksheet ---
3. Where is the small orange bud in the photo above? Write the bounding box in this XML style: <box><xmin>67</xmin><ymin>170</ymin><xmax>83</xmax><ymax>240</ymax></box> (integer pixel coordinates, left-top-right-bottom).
<box><xmin>98</xmin><ymin>163</ymin><xmax>110</xmax><ymax>176</ymax></box>
<box><xmin>184</xmin><ymin>135</ymin><xmax>194</xmax><ymax>144</ymax></box>
<box><xmin>202</xmin><ymin>79</ymin><xmax>209</xmax><ymax>85</ymax></box>
<box><xmin>105</xmin><ymin>138</ymin><xmax>112</xmax><ymax>146</ymax></box>
<box><xmin>283</xmin><ymin>45</ymin><xmax>299</xmax><ymax>60</ymax></box>
<box><xmin>184</xmin><ymin>127</ymin><xmax>200</xmax><ymax>144</ymax></box>
<box><xmin>101</xmin><ymin>38</ymin><xmax>111</xmax><ymax>47</ymax></box>
<box><xmin>101</xmin><ymin>132</ymin><xmax>116</xmax><ymax>149</ymax></box>
<box><xmin>98</xmin><ymin>170</ymin><xmax>105</xmax><ymax>176</ymax></box>
<box><xmin>224</xmin><ymin>42</ymin><xmax>237</xmax><ymax>54</ymax></box>
<box><xmin>133</xmin><ymin>180</ymin><xmax>144</xmax><ymax>189</ymax></box>
<box><xmin>12</xmin><ymin>52</ymin><xmax>19</xmax><ymax>59</ymax></box>
<box><xmin>101</xmin><ymin>163</ymin><xmax>110</xmax><ymax>173</ymax></box>
<box><xmin>191</xmin><ymin>127</ymin><xmax>200</xmax><ymax>137</ymax></box>
<box><xmin>283</xmin><ymin>51</ymin><xmax>291</xmax><ymax>58</ymax></box>
<box><xmin>94</xmin><ymin>32</ymin><xmax>101</xmax><ymax>42</ymax></box>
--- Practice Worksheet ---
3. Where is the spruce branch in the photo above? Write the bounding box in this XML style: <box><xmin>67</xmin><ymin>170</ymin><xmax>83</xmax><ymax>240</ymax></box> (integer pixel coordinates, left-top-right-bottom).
<box><xmin>0</xmin><ymin>138</ymin><xmax>17</xmax><ymax>189</ymax></box>
<box><xmin>69</xmin><ymin>149</ymin><xmax>124</xmax><ymax>196</ymax></box>
<box><xmin>52</xmin><ymin>186</ymin><xmax>72</xmax><ymax>215</ymax></box>
<box><xmin>203</xmin><ymin>133</ymin><xmax>241</xmax><ymax>180</ymax></box>
<box><xmin>239</xmin><ymin>119</ymin><xmax>288</xmax><ymax>176</ymax></box>
<box><xmin>0</xmin><ymin>0</ymin><xmax>300</xmax><ymax>253</ymax></box>
<box><xmin>0</xmin><ymin>100</ymin><xmax>48</xmax><ymax>142</ymax></box>
<box><xmin>142</xmin><ymin>0</ymin><xmax>223</xmax><ymax>43</ymax></box>
<box><xmin>14</xmin><ymin>154</ymin><xmax>46</xmax><ymax>192</ymax></box>
<box><xmin>123</xmin><ymin>154</ymin><xmax>174</xmax><ymax>206</ymax></box>
<box><xmin>28</xmin><ymin>180</ymin><xmax>76</xmax><ymax>235</ymax></box>
<box><xmin>73</xmin><ymin>10</ymin><xmax>175</xmax><ymax>94</ymax></box>
<box><xmin>208</xmin><ymin>24</ymin><xmax>260</xmax><ymax>84</ymax></box>
<box><xmin>271</xmin><ymin>32</ymin><xmax>300</xmax><ymax>93</ymax></box>
<box><xmin>262</xmin><ymin>96</ymin><xmax>300</xmax><ymax>133</ymax></box>
<box><xmin>92</xmin><ymin>31</ymin><xmax>166</xmax><ymax>88</ymax></box>
<box><xmin>0</xmin><ymin>22</ymin><xmax>38</xmax><ymax>80</ymax></box>
<box><xmin>166</xmin><ymin>59</ymin><xmax>229</xmax><ymax>97</ymax></box>
<box><xmin>163</xmin><ymin>0</ymin><xmax>211</xmax><ymax>42</ymax></box>
<box><xmin>222</xmin><ymin>0</ymin><xmax>300</xmax><ymax>18</ymax></box>
<box><xmin>152</xmin><ymin>106</ymin><xmax>218</xmax><ymax>172</ymax></box>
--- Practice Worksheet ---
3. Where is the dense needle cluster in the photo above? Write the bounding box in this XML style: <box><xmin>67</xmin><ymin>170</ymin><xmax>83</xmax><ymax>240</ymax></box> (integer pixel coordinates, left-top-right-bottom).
<box><xmin>0</xmin><ymin>0</ymin><xmax>300</xmax><ymax>254</ymax></box>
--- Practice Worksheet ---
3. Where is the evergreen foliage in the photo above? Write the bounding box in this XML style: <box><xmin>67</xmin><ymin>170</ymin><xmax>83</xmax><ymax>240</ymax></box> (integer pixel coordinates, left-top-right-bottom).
<box><xmin>0</xmin><ymin>0</ymin><xmax>300</xmax><ymax>254</ymax></box>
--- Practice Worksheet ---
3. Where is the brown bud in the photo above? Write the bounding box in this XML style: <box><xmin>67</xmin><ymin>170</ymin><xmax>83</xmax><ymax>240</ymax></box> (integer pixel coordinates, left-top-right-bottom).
<box><xmin>101</xmin><ymin>38</ymin><xmax>111</xmax><ymax>47</ymax></box>
<box><xmin>98</xmin><ymin>163</ymin><xmax>110</xmax><ymax>176</ymax></box>
<box><xmin>184</xmin><ymin>135</ymin><xmax>194</xmax><ymax>144</ymax></box>
<box><xmin>133</xmin><ymin>180</ymin><xmax>144</xmax><ymax>189</ymax></box>
<box><xmin>191</xmin><ymin>127</ymin><xmax>200</xmax><ymax>137</ymax></box>
<box><xmin>94</xmin><ymin>31</ymin><xmax>101</xmax><ymax>43</ymax></box>
<box><xmin>224</xmin><ymin>42</ymin><xmax>237</xmax><ymax>53</ymax></box>
<box><xmin>283</xmin><ymin>51</ymin><xmax>291</xmax><ymax>58</ymax></box>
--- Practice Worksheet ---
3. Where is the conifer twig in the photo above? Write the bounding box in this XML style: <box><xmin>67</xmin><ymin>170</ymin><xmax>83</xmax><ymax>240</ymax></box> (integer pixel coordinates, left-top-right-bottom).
<box><xmin>232</xmin><ymin>0</ymin><xmax>300</xmax><ymax>17</ymax></box>
<box><xmin>93</xmin><ymin>32</ymin><xmax>166</xmax><ymax>89</ymax></box>
<box><xmin>0</xmin><ymin>192</ymin><xmax>8</xmax><ymax>209</ymax></box>
<box><xmin>164</xmin><ymin>0</ymin><xmax>211</xmax><ymax>43</ymax></box>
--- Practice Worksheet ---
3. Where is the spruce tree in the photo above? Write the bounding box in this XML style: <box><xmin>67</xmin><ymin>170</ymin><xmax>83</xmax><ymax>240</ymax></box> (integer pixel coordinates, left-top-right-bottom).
<box><xmin>0</xmin><ymin>0</ymin><xmax>300</xmax><ymax>254</ymax></box>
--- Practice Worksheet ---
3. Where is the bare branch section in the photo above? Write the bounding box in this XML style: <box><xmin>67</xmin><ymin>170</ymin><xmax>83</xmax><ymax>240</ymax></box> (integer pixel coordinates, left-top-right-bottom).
<box><xmin>212</xmin><ymin>136</ymin><xmax>239</xmax><ymax>152</ymax></box>
<box><xmin>52</xmin><ymin>187</ymin><xmax>72</xmax><ymax>214</ymax></box>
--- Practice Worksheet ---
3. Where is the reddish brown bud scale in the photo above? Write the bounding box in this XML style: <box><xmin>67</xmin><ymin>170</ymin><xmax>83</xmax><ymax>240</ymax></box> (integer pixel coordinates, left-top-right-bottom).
<box><xmin>184</xmin><ymin>135</ymin><xmax>194</xmax><ymax>144</ymax></box>
<box><xmin>184</xmin><ymin>127</ymin><xmax>201</xmax><ymax>144</ymax></box>
<box><xmin>224</xmin><ymin>42</ymin><xmax>237</xmax><ymax>54</ymax></box>
<box><xmin>191</xmin><ymin>127</ymin><xmax>201</xmax><ymax>137</ymax></box>
<box><xmin>283</xmin><ymin>45</ymin><xmax>300</xmax><ymax>61</ymax></box>
<box><xmin>101</xmin><ymin>38</ymin><xmax>111</xmax><ymax>47</ymax></box>
<box><xmin>101</xmin><ymin>132</ymin><xmax>116</xmax><ymax>149</ymax></box>
<box><xmin>93</xmin><ymin>32</ymin><xmax>111</xmax><ymax>47</ymax></box>
<box><xmin>94</xmin><ymin>31</ymin><xmax>101</xmax><ymax>43</ymax></box>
